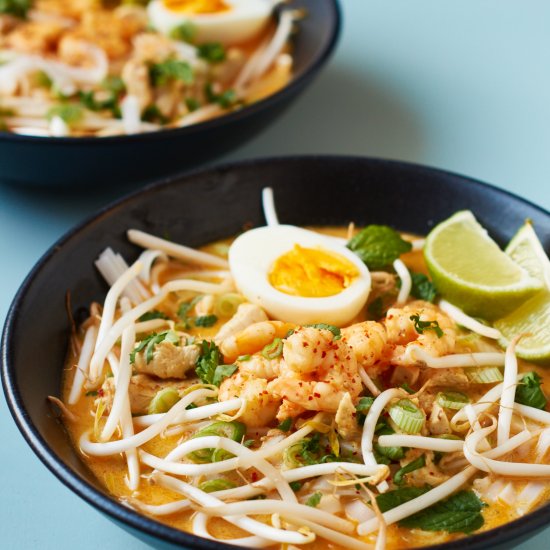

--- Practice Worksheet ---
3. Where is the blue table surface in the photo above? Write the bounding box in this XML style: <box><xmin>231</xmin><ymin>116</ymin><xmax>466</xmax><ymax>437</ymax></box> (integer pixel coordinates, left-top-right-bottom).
<box><xmin>1</xmin><ymin>1</ymin><xmax>549</xmax><ymax>548</ymax></box>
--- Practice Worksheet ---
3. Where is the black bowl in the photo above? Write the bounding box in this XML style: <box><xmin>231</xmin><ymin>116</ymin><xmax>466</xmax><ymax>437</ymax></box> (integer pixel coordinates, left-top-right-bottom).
<box><xmin>0</xmin><ymin>1</ymin><xmax>340</xmax><ymax>188</ymax></box>
<box><xmin>2</xmin><ymin>156</ymin><xmax>550</xmax><ymax>549</ymax></box>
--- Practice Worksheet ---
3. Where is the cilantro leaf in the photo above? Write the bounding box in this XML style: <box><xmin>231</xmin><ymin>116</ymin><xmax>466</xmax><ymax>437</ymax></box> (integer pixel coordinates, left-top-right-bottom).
<box><xmin>130</xmin><ymin>330</ymin><xmax>180</xmax><ymax>364</ymax></box>
<box><xmin>278</xmin><ymin>418</ymin><xmax>292</xmax><ymax>432</ymax></box>
<box><xmin>347</xmin><ymin>225</ymin><xmax>412</xmax><ymax>270</ymax></box>
<box><xmin>410</xmin><ymin>314</ymin><xmax>443</xmax><ymax>338</ymax></box>
<box><xmin>170</xmin><ymin>21</ymin><xmax>197</xmax><ymax>43</ymax></box>
<box><xmin>377</xmin><ymin>486</ymin><xmax>431</xmax><ymax>513</ymax></box>
<box><xmin>356</xmin><ymin>396</ymin><xmax>374</xmax><ymax>426</ymax></box>
<box><xmin>515</xmin><ymin>372</ymin><xmax>547</xmax><ymax>410</ymax></box>
<box><xmin>410</xmin><ymin>272</ymin><xmax>438</xmax><ymax>302</ymax></box>
<box><xmin>212</xmin><ymin>363</ymin><xmax>237</xmax><ymax>386</ymax></box>
<box><xmin>195</xmin><ymin>341</ymin><xmax>235</xmax><ymax>386</ymax></box>
<box><xmin>197</xmin><ymin>42</ymin><xmax>226</xmax><ymax>63</ymax></box>
<box><xmin>393</xmin><ymin>455</ymin><xmax>426</xmax><ymax>485</ymax></box>
<box><xmin>138</xmin><ymin>310</ymin><xmax>169</xmax><ymax>322</ymax></box>
<box><xmin>306</xmin><ymin>492</ymin><xmax>322</xmax><ymax>507</ymax></box>
<box><xmin>205</xmin><ymin>82</ymin><xmax>238</xmax><ymax>108</ymax></box>
<box><xmin>0</xmin><ymin>0</ymin><xmax>30</xmax><ymax>18</ymax></box>
<box><xmin>304</xmin><ymin>323</ymin><xmax>342</xmax><ymax>340</ymax></box>
<box><xmin>150</xmin><ymin>59</ymin><xmax>193</xmax><ymax>86</ymax></box>
<box><xmin>195</xmin><ymin>315</ymin><xmax>218</xmax><ymax>328</ymax></box>
<box><xmin>46</xmin><ymin>104</ymin><xmax>84</xmax><ymax>126</ymax></box>
<box><xmin>398</xmin><ymin>490</ymin><xmax>485</xmax><ymax>534</ymax></box>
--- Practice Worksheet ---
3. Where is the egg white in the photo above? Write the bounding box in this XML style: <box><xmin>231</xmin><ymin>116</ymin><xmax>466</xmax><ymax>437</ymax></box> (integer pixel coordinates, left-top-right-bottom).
<box><xmin>228</xmin><ymin>225</ymin><xmax>371</xmax><ymax>326</ymax></box>
<box><xmin>148</xmin><ymin>0</ymin><xmax>273</xmax><ymax>46</ymax></box>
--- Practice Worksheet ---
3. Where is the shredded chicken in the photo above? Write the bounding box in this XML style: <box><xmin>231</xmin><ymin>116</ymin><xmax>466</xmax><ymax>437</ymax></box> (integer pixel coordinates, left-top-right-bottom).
<box><xmin>133</xmin><ymin>341</ymin><xmax>200</xmax><ymax>379</ymax></box>
<box><xmin>335</xmin><ymin>392</ymin><xmax>360</xmax><ymax>439</ymax></box>
<box><xmin>215</xmin><ymin>303</ymin><xmax>268</xmax><ymax>344</ymax></box>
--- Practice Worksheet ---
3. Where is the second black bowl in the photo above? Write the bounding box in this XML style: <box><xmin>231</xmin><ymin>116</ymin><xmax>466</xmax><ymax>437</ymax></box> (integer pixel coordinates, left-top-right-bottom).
<box><xmin>0</xmin><ymin>1</ymin><xmax>340</xmax><ymax>188</ymax></box>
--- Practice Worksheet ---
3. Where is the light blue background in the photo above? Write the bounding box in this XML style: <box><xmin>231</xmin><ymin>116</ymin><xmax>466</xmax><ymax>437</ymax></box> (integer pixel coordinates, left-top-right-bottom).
<box><xmin>1</xmin><ymin>1</ymin><xmax>549</xmax><ymax>548</ymax></box>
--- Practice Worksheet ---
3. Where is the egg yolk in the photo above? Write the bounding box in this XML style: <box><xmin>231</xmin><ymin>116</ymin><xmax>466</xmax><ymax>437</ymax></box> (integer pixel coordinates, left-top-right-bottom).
<box><xmin>269</xmin><ymin>245</ymin><xmax>359</xmax><ymax>298</ymax></box>
<box><xmin>163</xmin><ymin>0</ymin><xmax>230</xmax><ymax>14</ymax></box>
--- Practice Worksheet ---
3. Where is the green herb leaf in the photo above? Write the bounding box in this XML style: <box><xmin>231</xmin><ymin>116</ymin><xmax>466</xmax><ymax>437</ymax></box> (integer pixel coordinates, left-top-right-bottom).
<box><xmin>243</xmin><ymin>439</ymin><xmax>255</xmax><ymax>447</ymax></box>
<box><xmin>367</xmin><ymin>296</ymin><xmax>385</xmax><ymax>319</ymax></box>
<box><xmin>347</xmin><ymin>225</ymin><xmax>412</xmax><ymax>270</ymax></box>
<box><xmin>138</xmin><ymin>310</ymin><xmax>169</xmax><ymax>322</ymax></box>
<box><xmin>130</xmin><ymin>330</ymin><xmax>180</xmax><ymax>364</ymax></box>
<box><xmin>304</xmin><ymin>323</ymin><xmax>342</xmax><ymax>340</ymax></box>
<box><xmin>170</xmin><ymin>21</ymin><xmax>197</xmax><ymax>42</ymax></box>
<box><xmin>289</xmin><ymin>481</ymin><xmax>302</xmax><ymax>492</ymax></box>
<box><xmin>178</xmin><ymin>295</ymin><xmax>204</xmax><ymax>328</ymax></box>
<box><xmin>237</xmin><ymin>354</ymin><xmax>251</xmax><ymax>362</ymax></box>
<box><xmin>212</xmin><ymin>363</ymin><xmax>238</xmax><ymax>386</ymax></box>
<box><xmin>197</xmin><ymin>42</ymin><xmax>226</xmax><ymax>63</ymax></box>
<box><xmin>85</xmin><ymin>390</ymin><xmax>98</xmax><ymax>397</ymax></box>
<box><xmin>142</xmin><ymin>104</ymin><xmax>168</xmax><ymax>124</ymax></box>
<box><xmin>150</xmin><ymin>59</ymin><xmax>194</xmax><ymax>86</ymax></box>
<box><xmin>356</xmin><ymin>396</ymin><xmax>375</xmax><ymax>426</ymax></box>
<box><xmin>410</xmin><ymin>272</ymin><xmax>438</xmax><ymax>302</ymax></box>
<box><xmin>205</xmin><ymin>82</ymin><xmax>237</xmax><ymax>108</ymax></box>
<box><xmin>306</xmin><ymin>492</ymin><xmax>322</xmax><ymax>507</ymax></box>
<box><xmin>393</xmin><ymin>455</ymin><xmax>426</xmax><ymax>485</ymax></box>
<box><xmin>46</xmin><ymin>104</ymin><xmax>84</xmax><ymax>126</ymax></box>
<box><xmin>0</xmin><ymin>0</ymin><xmax>30</xmax><ymax>18</ymax></box>
<box><xmin>377</xmin><ymin>486</ymin><xmax>431</xmax><ymax>513</ymax></box>
<box><xmin>185</xmin><ymin>97</ymin><xmax>201</xmax><ymax>112</ymax></box>
<box><xmin>398</xmin><ymin>490</ymin><xmax>486</xmax><ymax>534</ymax></box>
<box><xmin>195</xmin><ymin>340</ymin><xmax>222</xmax><ymax>385</ymax></box>
<box><xmin>195</xmin><ymin>314</ymin><xmax>218</xmax><ymax>328</ymax></box>
<box><xmin>515</xmin><ymin>372</ymin><xmax>547</xmax><ymax>410</ymax></box>
<box><xmin>410</xmin><ymin>314</ymin><xmax>443</xmax><ymax>338</ymax></box>
<box><xmin>278</xmin><ymin>418</ymin><xmax>292</xmax><ymax>432</ymax></box>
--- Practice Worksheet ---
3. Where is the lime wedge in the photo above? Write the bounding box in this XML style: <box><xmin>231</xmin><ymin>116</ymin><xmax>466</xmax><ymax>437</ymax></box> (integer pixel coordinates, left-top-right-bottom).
<box><xmin>424</xmin><ymin>211</ymin><xmax>543</xmax><ymax>320</ymax></box>
<box><xmin>494</xmin><ymin>221</ymin><xmax>550</xmax><ymax>363</ymax></box>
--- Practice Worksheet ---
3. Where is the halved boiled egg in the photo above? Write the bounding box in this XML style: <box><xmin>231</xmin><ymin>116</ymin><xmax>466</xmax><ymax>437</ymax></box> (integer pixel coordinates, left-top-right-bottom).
<box><xmin>229</xmin><ymin>225</ymin><xmax>371</xmax><ymax>326</ymax></box>
<box><xmin>148</xmin><ymin>0</ymin><xmax>273</xmax><ymax>46</ymax></box>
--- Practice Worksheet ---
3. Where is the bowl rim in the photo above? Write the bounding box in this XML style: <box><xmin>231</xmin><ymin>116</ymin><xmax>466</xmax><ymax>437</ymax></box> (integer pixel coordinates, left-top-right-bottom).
<box><xmin>2</xmin><ymin>154</ymin><xmax>550</xmax><ymax>550</ymax></box>
<box><xmin>0</xmin><ymin>0</ymin><xmax>341</xmax><ymax>147</ymax></box>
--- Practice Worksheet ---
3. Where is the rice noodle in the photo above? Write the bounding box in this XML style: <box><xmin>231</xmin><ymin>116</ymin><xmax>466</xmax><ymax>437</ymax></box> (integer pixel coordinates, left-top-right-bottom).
<box><xmin>361</xmin><ymin>388</ymin><xmax>404</xmax><ymax>493</ymax></box>
<box><xmin>79</xmin><ymin>388</ymin><xmax>216</xmax><ymax>455</ymax></box>
<box><xmin>127</xmin><ymin>229</ymin><xmax>229</xmax><ymax>268</ymax></box>
<box><xmin>498</xmin><ymin>337</ymin><xmax>520</xmax><ymax>445</ymax></box>
<box><xmin>136</xmin><ymin>249</ymin><xmax>168</xmax><ymax>284</ymax></box>
<box><xmin>262</xmin><ymin>187</ymin><xmax>279</xmax><ymax>226</ymax></box>
<box><xmin>393</xmin><ymin>259</ymin><xmax>411</xmax><ymax>305</ymax></box>
<box><xmin>408</xmin><ymin>345</ymin><xmax>505</xmax><ymax>368</ymax></box>
<box><xmin>193</xmin><ymin>513</ymin><xmax>273</xmax><ymax>547</ymax></box>
<box><xmin>377</xmin><ymin>434</ymin><xmax>464</xmax><ymax>452</ymax></box>
<box><xmin>68</xmin><ymin>325</ymin><xmax>97</xmax><ymax>405</ymax></box>
<box><xmin>153</xmin><ymin>474</ymin><xmax>313</xmax><ymax>545</ymax></box>
<box><xmin>438</xmin><ymin>299</ymin><xmax>502</xmax><ymax>339</ymax></box>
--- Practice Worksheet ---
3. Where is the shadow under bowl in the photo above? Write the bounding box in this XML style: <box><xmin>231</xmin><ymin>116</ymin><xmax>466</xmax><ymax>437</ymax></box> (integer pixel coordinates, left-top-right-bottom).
<box><xmin>0</xmin><ymin>0</ymin><xmax>340</xmax><ymax>188</ymax></box>
<box><xmin>2</xmin><ymin>155</ymin><xmax>550</xmax><ymax>549</ymax></box>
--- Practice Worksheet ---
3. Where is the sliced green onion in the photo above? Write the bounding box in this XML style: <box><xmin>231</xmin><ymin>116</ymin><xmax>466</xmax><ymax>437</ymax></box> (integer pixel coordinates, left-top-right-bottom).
<box><xmin>388</xmin><ymin>399</ymin><xmax>426</xmax><ymax>434</ymax></box>
<box><xmin>198</xmin><ymin>478</ymin><xmax>236</xmax><ymax>493</ymax></box>
<box><xmin>393</xmin><ymin>455</ymin><xmax>425</xmax><ymax>485</ymax></box>
<box><xmin>262</xmin><ymin>338</ymin><xmax>283</xmax><ymax>359</ymax></box>
<box><xmin>214</xmin><ymin>293</ymin><xmax>245</xmax><ymax>318</ymax></box>
<box><xmin>466</xmin><ymin>367</ymin><xmax>504</xmax><ymax>384</ymax></box>
<box><xmin>283</xmin><ymin>443</ymin><xmax>303</xmax><ymax>469</ymax></box>
<box><xmin>195</xmin><ymin>315</ymin><xmax>218</xmax><ymax>327</ymax></box>
<box><xmin>306</xmin><ymin>492</ymin><xmax>322</xmax><ymax>507</ymax></box>
<box><xmin>148</xmin><ymin>387</ymin><xmax>180</xmax><ymax>414</ymax></box>
<box><xmin>436</xmin><ymin>391</ymin><xmax>470</xmax><ymax>410</ymax></box>
<box><xmin>278</xmin><ymin>418</ymin><xmax>292</xmax><ymax>432</ymax></box>
<box><xmin>189</xmin><ymin>421</ymin><xmax>246</xmax><ymax>463</ymax></box>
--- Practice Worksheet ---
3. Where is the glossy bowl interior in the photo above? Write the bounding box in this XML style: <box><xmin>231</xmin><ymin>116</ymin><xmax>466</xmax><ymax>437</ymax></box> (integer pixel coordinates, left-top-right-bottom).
<box><xmin>0</xmin><ymin>1</ymin><xmax>340</xmax><ymax>188</ymax></box>
<box><xmin>2</xmin><ymin>156</ymin><xmax>550</xmax><ymax>549</ymax></box>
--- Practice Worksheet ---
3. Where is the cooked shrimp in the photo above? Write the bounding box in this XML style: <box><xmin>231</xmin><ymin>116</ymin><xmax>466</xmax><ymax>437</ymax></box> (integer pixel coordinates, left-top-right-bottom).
<box><xmin>385</xmin><ymin>300</ymin><xmax>456</xmax><ymax>365</ymax></box>
<box><xmin>237</xmin><ymin>354</ymin><xmax>281</xmax><ymax>380</ymax></box>
<box><xmin>220</xmin><ymin>320</ymin><xmax>293</xmax><ymax>363</ymax></box>
<box><xmin>218</xmin><ymin>372</ymin><xmax>279</xmax><ymax>428</ymax></box>
<box><xmin>268</xmin><ymin>327</ymin><xmax>362</xmax><ymax>417</ymax></box>
<box><xmin>341</xmin><ymin>321</ymin><xmax>388</xmax><ymax>377</ymax></box>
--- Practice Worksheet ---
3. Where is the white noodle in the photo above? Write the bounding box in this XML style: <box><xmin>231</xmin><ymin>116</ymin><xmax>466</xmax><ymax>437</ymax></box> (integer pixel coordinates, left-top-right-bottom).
<box><xmin>408</xmin><ymin>346</ymin><xmax>505</xmax><ymax>368</ymax></box>
<box><xmin>127</xmin><ymin>229</ymin><xmax>229</xmax><ymax>268</ymax></box>
<box><xmin>358</xmin><ymin>366</ymin><xmax>381</xmax><ymax>396</ymax></box>
<box><xmin>133</xmin><ymin>318</ymin><xmax>172</xmax><ymax>334</ymax></box>
<box><xmin>137</xmin><ymin>249</ymin><xmax>168</xmax><ymax>285</ymax></box>
<box><xmin>154</xmin><ymin>474</ymin><xmax>313</xmax><ymax>545</ymax></box>
<box><xmin>438</xmin><ymin>299</ymin><xmax>502</xmax><ymax>339</ymax></box>
<box><xmin>377</xmin><ymin>434</ymin><xmax>463</xmax><ymax>452</ymax></box>
<box><xmin>498</xmin><ymin>337</ymin><xmax>520</xmax><ymax>446</ymax></box>
<box><xmin>262</xmin><ymin>187</ymin><xmax>279</xmax><ymax>226</ymax></box>
<box><xmin>193</xmin><ymin>513</ymin><xmax>272</xmax><ymax>547</ymax></box>
<box><xmin>393</xmin><ymin>259</ymin><xmax>411</xmax><ymax>305</ymax></box>
<box><xmin>361</xmin><ymin>388</ymin><xmax>404</xmax><ymax>493</ymax></box>
<box><xmin>49</xmin><ymin>115</ymin><xmax>68</xmax><ymax>137</ymax></box>
<box><xmin>79</xmin><ymin>388</ymin><xmax>216</xmax><ymax>456</ymax></box>
<box><xmin>68</xmin><ymin>325</ymin><xmax>97</xmax><ymax>405</ymax></box>
<box><xmin>121</xmin><ymin>95</ymin><xmax>141</xmax><ymax>135</ymax></box>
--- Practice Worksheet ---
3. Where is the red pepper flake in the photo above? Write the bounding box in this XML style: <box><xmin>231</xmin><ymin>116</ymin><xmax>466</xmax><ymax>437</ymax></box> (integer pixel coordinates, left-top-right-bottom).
<box><xmin>321</xmin><ymin>351</ymin><xmax>327</xmax><ymax>358</ymax></box>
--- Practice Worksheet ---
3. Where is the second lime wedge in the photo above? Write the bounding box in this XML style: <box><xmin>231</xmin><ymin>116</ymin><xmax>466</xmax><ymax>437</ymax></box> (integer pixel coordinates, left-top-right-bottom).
<box><xmin>424</xmin><ymin>211</ymin><xmax>543</xmax><ymax>320</ymax></box>
<box><xmin>495</xmin><ymin>221</ymin><xmax>550</xmax><ymax>363</ymax></box>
